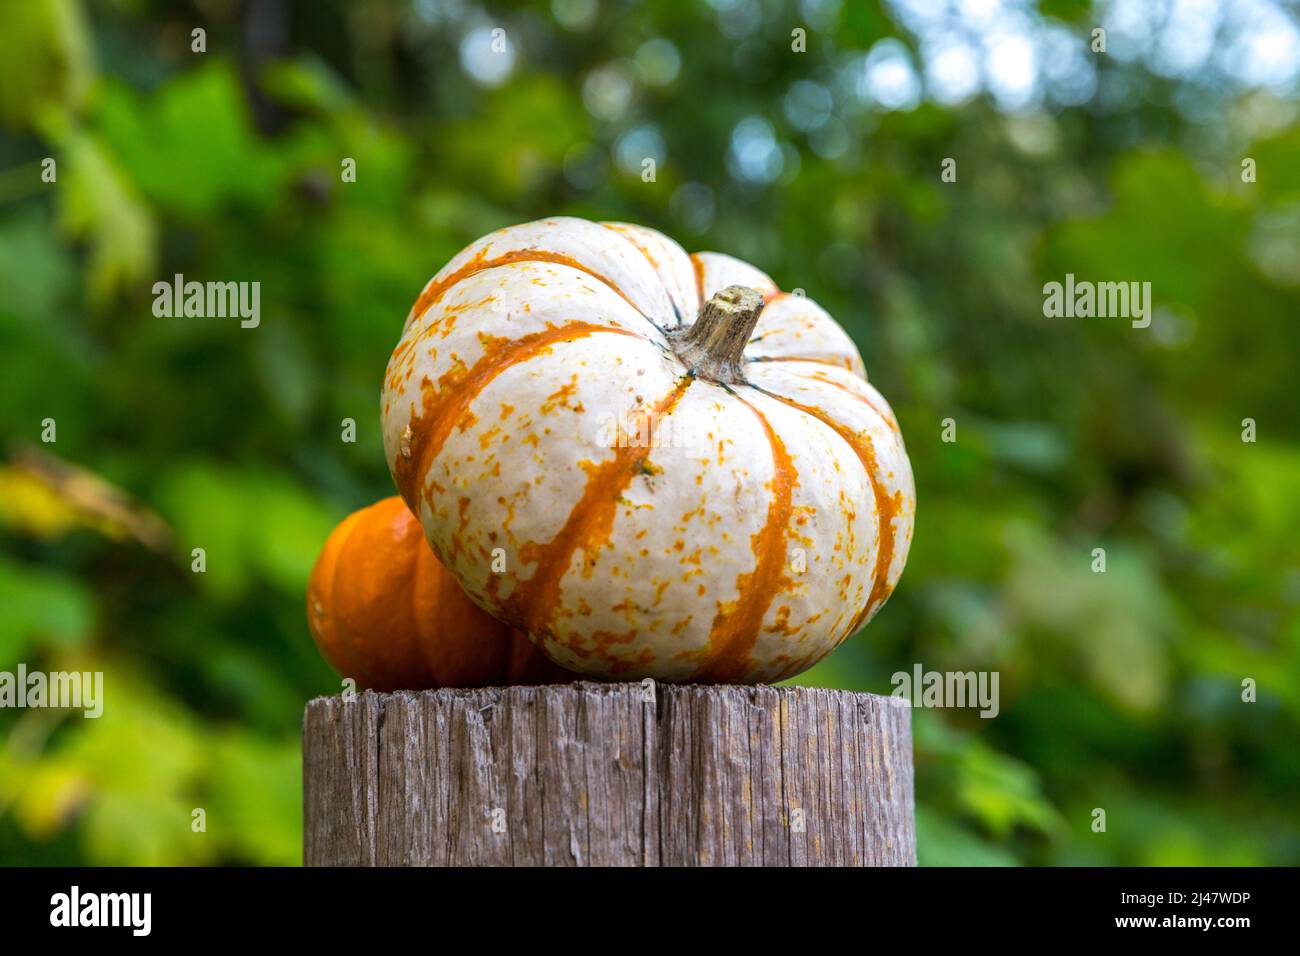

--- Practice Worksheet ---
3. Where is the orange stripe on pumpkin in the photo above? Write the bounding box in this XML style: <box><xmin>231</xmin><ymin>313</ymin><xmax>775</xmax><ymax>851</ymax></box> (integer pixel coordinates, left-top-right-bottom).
<box><xmin>764</xmin><ymin>392</ymin><xmax>901</xmax><ymax>640</ymax></box>
<box><xmin>689</xmin><ymin>253</ymin><xmax>706</xmax><ymax>309</ymax></box>
<box><xmin>505</xmin><ymin>376</ymin><xmax>694</xmax><ymax>638</ymax></box>
<box><xmin>601</xmin><ymin>223</ymin><xmax>659</xmax><ymax>271</ymax></box>
<box><xmin>392</xmin><ymin>323</ymin><xmax>639</xmax><ymax>511</ymax></box>
<box><xmin>693</xmin><ymin>397</ymin><xmax>796</xmax><ymax>683</ymax></box>
<box><xmin>409</xmin><ymin>250</ymin><xmax>645</xmax><ymax>324</ymax></box>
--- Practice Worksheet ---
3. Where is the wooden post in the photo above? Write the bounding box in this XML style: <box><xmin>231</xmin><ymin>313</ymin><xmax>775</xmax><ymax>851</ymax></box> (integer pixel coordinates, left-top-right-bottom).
<box><xmin>303</xmin><ymin>681</ymin><xmax>915</xmax><ymax>866</ymax></box>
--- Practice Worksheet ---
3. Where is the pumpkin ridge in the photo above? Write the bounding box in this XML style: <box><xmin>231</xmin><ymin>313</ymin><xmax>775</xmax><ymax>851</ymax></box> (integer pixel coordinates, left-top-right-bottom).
<box><xmin>782</xmin><ymin>365</ymin><xmax>900</xmax><ymax>434</ymax></box>
<box><xmin>692</xmin><ymin>395</ymin><xmax>796</xmax><ymax>682</ymax></box>
<box><xmin>599</xmin><ymin>222</ymin><xmax>687</xmax><ymax>328</ymax></box>
<box><xmin>393</xmin><ymin>322</ymin><xmax>641</xmax><ymax>511</ymax></box>
<box><xmin>503</xmin><ymin>375</ymin><xmax>694</xmax><ymax>641</ymax></box>
<box><xmin>806</xmin><ymin>371</ymin><xmax>899</xmax><ymax>433</ymax></box>
<box><xmin>384</xmin><ymin>500</ymin><xmax>437</xmax><ymax>688</ymax></box>
<box><xmin>747</xmin><ymin>354</ymin><xmax>857</xmax><ymax>374</ymax></box>
<box><xmin>409</xmin><ymin>250</ymin><xmax>654</xmax><ymax>327</ymax></box>
<box><xmin>331</xmin><ymin>498</ymin><xmax>429</xmax><ymax>689</ymax></box>
<box><xmin>757</xmin><ymin>388</ymin><xmax>900</xmax><ymax>640</ymax></box>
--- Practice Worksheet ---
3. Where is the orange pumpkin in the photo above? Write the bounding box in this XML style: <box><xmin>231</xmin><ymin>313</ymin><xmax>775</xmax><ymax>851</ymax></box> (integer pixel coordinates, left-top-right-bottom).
<box><xmin>307</xmin><ymin>496</ymin><xmax>569</xmax><ymax>690</ymax></box>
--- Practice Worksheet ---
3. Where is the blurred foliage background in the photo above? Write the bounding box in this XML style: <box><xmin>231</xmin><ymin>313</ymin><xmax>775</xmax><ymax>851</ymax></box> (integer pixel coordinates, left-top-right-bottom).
<box><xmin>1</xmin><ymin>0</ymin><xmax>1298</xmax><ymax>866</ymax></box>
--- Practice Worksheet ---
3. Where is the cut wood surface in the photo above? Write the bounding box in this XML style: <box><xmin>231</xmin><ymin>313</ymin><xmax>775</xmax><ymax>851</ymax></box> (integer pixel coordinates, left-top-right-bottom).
<box><xmin>303</xmin><ymin>681</ymin><xmax>914</xmax><ymax>866</ymax></box>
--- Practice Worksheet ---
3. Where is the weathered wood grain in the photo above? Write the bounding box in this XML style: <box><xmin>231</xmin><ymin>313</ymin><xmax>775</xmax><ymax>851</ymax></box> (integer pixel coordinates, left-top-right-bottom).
<box><xmin>303</xmin><ymin>682</ymin><xmax>914</xmax><ymax>867</ymax></box>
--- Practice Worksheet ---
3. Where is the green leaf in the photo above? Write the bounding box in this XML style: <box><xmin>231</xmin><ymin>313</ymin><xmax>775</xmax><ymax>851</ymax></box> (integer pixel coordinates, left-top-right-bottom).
<box><xmin>207</xmin><ymin>733</ymin><xmax>301</xmax><ymax>865</ymax></box>
<box><xmin>94</xmin><ymin>64</ymin><xmax>299</xmax><ymax>219</ymax></box>
<box><xmin>0</xmin><ymin>0</ymin><xmax>92</xmax><ymax>129</ymax></box>
<box><xmin>0</xmin><ymin>557</ymin><xmax>93</xmax><ymax>665</ymax></box>
<box><xmin>916</xmin><ymin>806</ymin><xmax>1020</xmax><ymax>867</ymax></box>
<box><xmin>155</xmin><ymin>463</ymin><xmax>337</xmax><ymax>599</ymax></box>
<box><xmin>56</xmin><ymin>129</ymin><xmax>157</xmax><ymax>307</ymax></box>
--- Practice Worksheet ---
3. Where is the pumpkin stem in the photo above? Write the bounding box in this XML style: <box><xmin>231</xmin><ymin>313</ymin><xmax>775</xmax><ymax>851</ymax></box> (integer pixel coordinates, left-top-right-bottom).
<box><xmin>671</xmin><ymin>285</ymin><xmax>766</xmax><ymax>384</ymax></box>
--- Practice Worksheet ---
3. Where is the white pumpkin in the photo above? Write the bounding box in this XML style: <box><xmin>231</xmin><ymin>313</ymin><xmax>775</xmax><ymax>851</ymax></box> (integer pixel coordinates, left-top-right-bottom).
<box><xmin>382</xmin><ymin>217</ymin><xmax>914</xmax><ymax>683</ymax></box>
